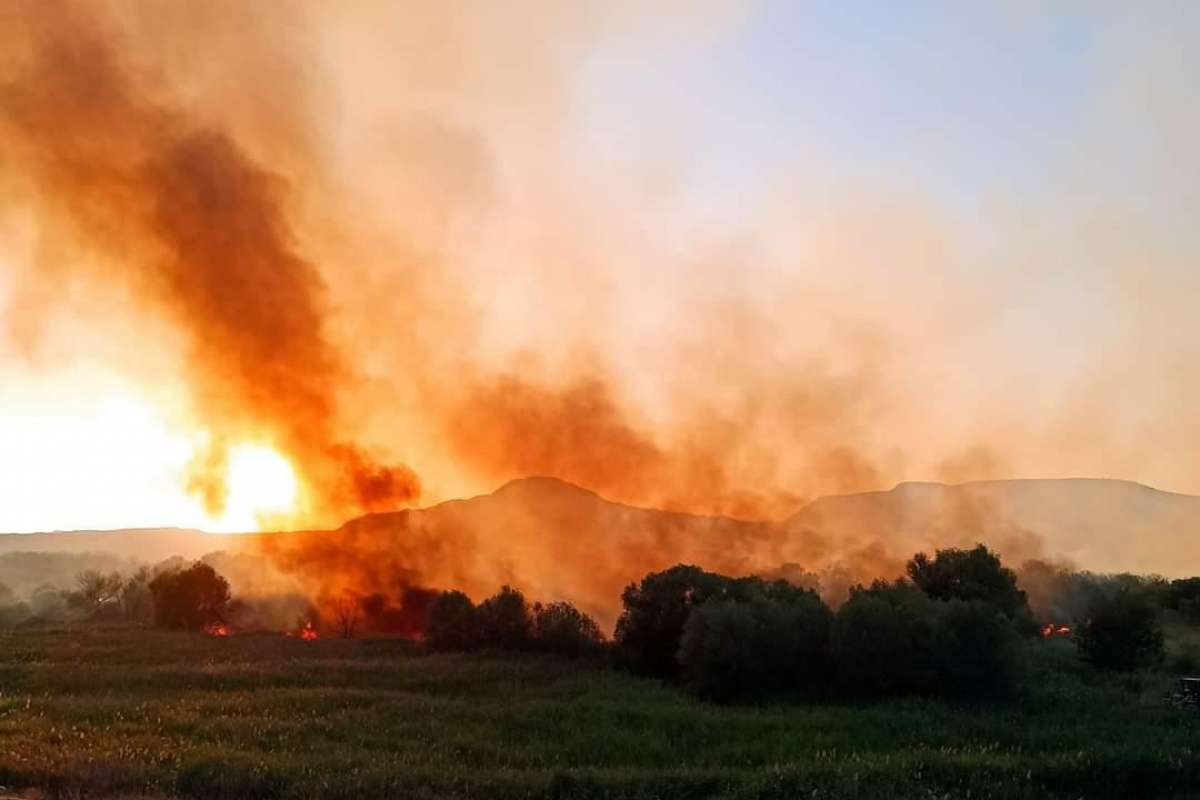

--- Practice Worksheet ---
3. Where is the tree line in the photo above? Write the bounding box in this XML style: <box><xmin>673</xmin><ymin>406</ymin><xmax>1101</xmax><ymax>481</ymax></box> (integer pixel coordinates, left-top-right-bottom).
<box><xmin>422</xmin><ymin>544</ymin><xmax>1170</xmax><ymax>702</ymax></box>
<box><xmin>16</xmin><ymin>542</ymin><xmax>1176</xmax><ymax>704</ymax></box>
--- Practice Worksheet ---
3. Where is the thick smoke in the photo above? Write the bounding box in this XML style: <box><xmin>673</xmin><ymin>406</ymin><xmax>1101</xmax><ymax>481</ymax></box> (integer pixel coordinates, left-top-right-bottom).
<box><xmin>0</xmin><ymin>1</ymin><xmax>418</xmax><ymax>523</ymax></box>
<box><xmin>4</xmin><ymin>2</ymin><xmax>1200</xmax><ymax>626</ymax></box>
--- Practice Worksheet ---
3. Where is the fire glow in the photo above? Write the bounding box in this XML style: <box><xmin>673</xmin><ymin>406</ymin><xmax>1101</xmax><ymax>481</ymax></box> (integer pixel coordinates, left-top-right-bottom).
<box><xmin>204</xmin><ymin>622</ymin><xmax>230</xmax><ymax>637</ymax></box>
<box><xmin>287</xmin><ymin>621</ymin><xmax>319</xmax><ymax>641</ymax></box>
<box><xmin>1041</xmin><ymin>623</ymin><xmax>1071</xmax><ymax>639</ymax></box>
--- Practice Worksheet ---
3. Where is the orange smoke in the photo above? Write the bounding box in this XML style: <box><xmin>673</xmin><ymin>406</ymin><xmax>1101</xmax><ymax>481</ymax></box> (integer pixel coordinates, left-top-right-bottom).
<box><xmin>0</xmin><ymin>0</ymin><xmax>417</xmax><ymax>525</ymax></box>
<box><xmin>0</xmin><ymin>2</ymin><xmax>1064</xmax><ymax>628</ymax></box>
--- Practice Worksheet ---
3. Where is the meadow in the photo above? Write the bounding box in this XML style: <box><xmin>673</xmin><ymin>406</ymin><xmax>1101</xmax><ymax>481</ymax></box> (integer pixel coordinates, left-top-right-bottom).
<box><xmin>0</xmin><ymin>625</ymin><xmax>1197</xmax><ymax>799</ymax></box>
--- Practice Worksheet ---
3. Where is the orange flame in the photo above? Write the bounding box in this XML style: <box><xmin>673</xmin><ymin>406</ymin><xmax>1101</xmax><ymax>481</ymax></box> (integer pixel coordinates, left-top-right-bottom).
<box><xmin>287</xmin><ymin>620</ymin><xmax>319</xmax><ymax>640</ymax></box>
<box><xmin>1040</xmin><ymin>623</ymin><xmax>1071</xmax><ymax>638</ymax></box>
<box><xmin>204</xmin><ymin>622</ymin><xmax>230</xmax><ymax>637</ymax></box>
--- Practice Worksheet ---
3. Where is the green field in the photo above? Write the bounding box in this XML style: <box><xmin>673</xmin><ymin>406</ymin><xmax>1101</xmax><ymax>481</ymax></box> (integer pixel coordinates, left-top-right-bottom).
<box><xmin>0</xmin><ymin>625</ymin><xmax>1197</xmax><ymax>799</ymax></box>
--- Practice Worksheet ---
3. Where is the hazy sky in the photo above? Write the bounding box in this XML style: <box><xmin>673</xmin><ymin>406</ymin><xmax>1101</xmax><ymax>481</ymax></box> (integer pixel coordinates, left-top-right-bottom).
<box><xmin>1</xmin><ymin>1</ymin><xmax>1198</xmax><ymax>532</ymax></box>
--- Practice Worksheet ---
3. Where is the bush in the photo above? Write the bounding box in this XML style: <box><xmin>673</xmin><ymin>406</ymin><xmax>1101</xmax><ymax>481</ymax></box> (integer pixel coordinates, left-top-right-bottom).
<box><xmin>532</xmin><ymin>601</ymin><xmax>604</xmax><ymax>657</ymax></box>
<box><xmin>1168</xmin><ymin>643</ymin><xmax>1199</xmax><ymax>675</ymax></box>
<box><xmin>1075</xmin><ymin>587</ymin><xmax>1164</xmax><ymax>671</ymax></box>
<box><xmin>830</xmin><ymin>581</ymin><xmax>938</xmax><ymax>696</ymax></box>
<box><xmin>148</xmin><ymin>562</ymin><xmax>231</xmax><ymax>629</ymax></box>
<box><xmin>908</xmin><ymin>544</ymin><xmax>1033</xmax><ymax>631</ymax></box>
<box><xmin>425</xmin><ymin>590</ymin><xmax>480</xmax><ymax>651</ymax></box>
<box><xmin>677</xmin><ymin>586</ymin><xmax>832</xmax><ymax>701</ymax></box>
<box><xmin>65</xmin><ymin>569</ymin><xmax>124</xmax><ymax>618</ymax></box>
<box><xmin>476</xmin><ymin>585</ymin><xmax>533</xmax><ymax>650</ymax></box>
<box><xmin>1168</xmin><ymin>577</ymin><xmax>1200</xmax><ymax>623</ymax></box>
<box><xmin>615</xmin><ymin>565</ymin><xmax>730</xmax><ymax>678</ymax></box>
<box><xmin>119</xmin><ymin>566</ymin><xmax>153</xmax><ymax>622</ymax></box>
<box><xmin>932</xmin><ymin>599</ymin><xmax>1020</xmax><ymax>700</ymax></box>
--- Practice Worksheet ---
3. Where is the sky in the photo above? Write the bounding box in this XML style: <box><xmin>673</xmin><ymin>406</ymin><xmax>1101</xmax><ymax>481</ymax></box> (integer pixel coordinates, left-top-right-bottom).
<box><xmin>0</xmin><ymin>1</ymin><xmax>1198</xmax><ymax>533</ymax></box>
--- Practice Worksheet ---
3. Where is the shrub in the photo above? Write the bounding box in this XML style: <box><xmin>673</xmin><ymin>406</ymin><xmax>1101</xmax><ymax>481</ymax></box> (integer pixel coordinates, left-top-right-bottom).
<box><xmin>1168</xmin><ymin>577</ymin><xmax>1200</xmax><ymax>623</ymax></box>
<box><xmin>1075</xmin><ymin>587</ymin><xmax>1164</xmax><ymax>671</ymax></box>
<box><xmin>932</xmin><ymin>599</ymin><xmax>1020</xmax><ymax>700</ymax></box>
<box><xmin>908</xmin><ymin>544</ymin><xmax>1033</xmax><ymax>631</ymax></box>
<box><xmin>532</xmin><ymin>601</ymin><xmax>604</xmax><ymax>657</ymax></box>
<box><xmin>425</xmin><ymin>590</ymin><xmax>480</xmax><ymax>651</ymax></box>
<box><xmin>66</xmin><ymin>569</ymin><xmax>124</xmax><ymax>618</ymax></box>
<box><xmin>29</xmin><ymin>584</ymin><xmax>66</xmax><ymax>619</ymax></box>
<box><xmin>0</xmin><ymin>584</ymin><xmax>30</xmax><ymax>626</ymax></box>
<box><xmin>148</xmin><ymin>562</ymin><xmax>231</xmax><ymax>629</ymax></box>
<box><xmin>615</xmin><ymin>565</ymin><xmax>730</xmax><ymax>678</ymax></box>
<box><xmin>476</xmin><ymin>585</ymin><xmax>533</xmax><ymax>650</ymax></box>
<box><xmin>1168</xmin><ymin>643</ymin><xmax>1199</xmax><ymax>675</ymax></box>
<box><xmin>119</xmin><ymin>566</ymin><xmax>154</xmax><ymax>622</ymax></box>
<box><xmin>830</xmin><ymin>580</ymin><xmax>938</xmax><ymax>696</ymax></box>
<box><xmin>677</xmin><ymin>587</ymin><xmax>832</xmax><ymax>701</ymax></box>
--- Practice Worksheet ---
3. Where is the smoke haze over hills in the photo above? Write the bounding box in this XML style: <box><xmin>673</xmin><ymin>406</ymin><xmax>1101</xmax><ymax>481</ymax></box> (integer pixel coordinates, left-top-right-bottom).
<box><xmin>2</xmin><ymin>2</ymin><xmax>1200</xmax><ymax>538</ymax></box>
<box><xmin>5</xmin><ymin>477</ymin><xmax>1198</xmax><ymax>629</ymax></box>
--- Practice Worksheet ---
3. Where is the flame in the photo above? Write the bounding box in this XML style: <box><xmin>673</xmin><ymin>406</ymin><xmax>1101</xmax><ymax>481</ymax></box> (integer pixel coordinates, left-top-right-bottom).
<box><xmin>287</xmin><ymin>620</ymin><xmax>319</xmax><ymax>640</ymax></box>
<box><xmin>204</xmin><ymin>622</ymin><xmax>230</xmax><ymax>637</ymax></box>
<box><xmin>1040</xmin><ymin>623</ymin><xmax>1071</xmax><ymax>638</ymax></box>
<box><xmin>208</xmin><ymin>444</ymin><xmax>301</xmax><ymax>532</ymax></box>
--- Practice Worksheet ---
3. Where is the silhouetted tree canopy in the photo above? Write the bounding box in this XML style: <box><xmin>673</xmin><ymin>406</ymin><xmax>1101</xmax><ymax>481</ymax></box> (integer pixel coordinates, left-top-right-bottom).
<box><xmin>426</xmin><ymin>590</ymin><xmax>480</xmax><ymax>651</ymax></box>
<box><xmin>932</xmin><ymin>599</ymin><xmax>1020</xmax><ymax>700</ymax></box>
<box><xmin>148</xmin><ymin>562</ymin><xmax>230</xmax><ymax>629</ymax></box>
<box><xmin>476</xmin><ymin>585</ymin><xmax>533</xmax><ymax>650</ymax></box>
<box><xmin>615</xmin><ymin>564</ymin><xmax>730</xmax><ymax>678</ymax></box>
<box><xmin>1168</xmin><ymin>577</ymin><xmax>1200</xmax><ymax>623</ymax></box>
<box><xmin>532</xmin><ymin>601</ymin><xmax>603</xmax><ymax>657</ymax></box>
<box><xmin>1075</xmin><ymin>587</ymin><xmax>1164</xmax><ymax>671</ymax></box>
<box><xmin>830</xmin><ymin>580</ymin><xmax>939</xmax><ymax>696</ymax></box>
<box><xmin>908</xmin><ymin>545</ymin><xmax>1033</xmax><ymax>631</ymax></box>
<box><xmin>678</xmin><ymin>582</ymin><xmax>832</xmax><ymax>701</ymax></box>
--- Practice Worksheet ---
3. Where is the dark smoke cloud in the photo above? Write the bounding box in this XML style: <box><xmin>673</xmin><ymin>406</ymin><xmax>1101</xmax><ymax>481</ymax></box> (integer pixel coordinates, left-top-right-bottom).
<box><xmin>0</xmin><ymin>0</ymin><xmax>417</xmax><ymax>522</ymax></box>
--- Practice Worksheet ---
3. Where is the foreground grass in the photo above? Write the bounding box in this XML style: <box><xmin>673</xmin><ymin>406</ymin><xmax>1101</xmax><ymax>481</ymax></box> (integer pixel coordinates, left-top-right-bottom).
<box><xmin>0</xmin><ymin>626</ymin><xmax>1196</xmax><ymax>799</ymax></box>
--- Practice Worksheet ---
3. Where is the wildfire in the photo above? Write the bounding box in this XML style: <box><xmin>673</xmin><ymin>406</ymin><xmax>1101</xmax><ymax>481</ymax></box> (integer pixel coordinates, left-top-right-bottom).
<box><xmin>204</xmin><ymin>622</ymin><xmax>231</xmax><ymax>637</ymax></box>
<box><xmin>1040</xmin><ymin>623</ymin><xmax>1071</xmax><ymax>638</ymax></box>
<box><xmin>288</xmin><ymin>621</ymin><xmax>319</xmax><ymax>640</ymax></box>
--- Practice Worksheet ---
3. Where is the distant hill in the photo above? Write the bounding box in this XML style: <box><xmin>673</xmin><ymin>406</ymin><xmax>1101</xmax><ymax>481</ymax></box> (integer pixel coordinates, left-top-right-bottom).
<box><xmin>4</xmin><ymin>477</ymin><xmax>1200</xmax><ymax>625</ymax></box>
<box><xmin>261</xmin><ymin>476</ymin><xmax>779</xmax><ymax>627</ymax></box>
<box><xmin>784</xmin><ymin>478</ymin><xmax>1200</xmax><ymax>577</ymax></box>
<box><xmin>0</xmin><ymin>528</ymin><xmax>252</xmax><ymax>562</ymax></box>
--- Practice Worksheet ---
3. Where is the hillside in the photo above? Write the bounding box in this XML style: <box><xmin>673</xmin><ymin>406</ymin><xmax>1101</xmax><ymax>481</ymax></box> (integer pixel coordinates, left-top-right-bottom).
<box><xmin>785</xmin><ymin>478</ymin><xmax>1200</xmax><ymax>577</ymax></box>
<box><xmin>5</xmin><ymin>477</ymin><xmax>1200</xmax><ymax>624</ymax></box>
<box><xmin>261</xmin><ymin>477</ymin><xmax>779</xmax><ymax>626</ymax></box>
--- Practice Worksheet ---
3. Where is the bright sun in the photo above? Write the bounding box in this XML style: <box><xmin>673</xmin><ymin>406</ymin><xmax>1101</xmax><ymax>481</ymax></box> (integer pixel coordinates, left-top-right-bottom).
<box><xmin>213</xmin><ymin>445</ymin><xmax>300</xmax><ymax>532</ymax></box>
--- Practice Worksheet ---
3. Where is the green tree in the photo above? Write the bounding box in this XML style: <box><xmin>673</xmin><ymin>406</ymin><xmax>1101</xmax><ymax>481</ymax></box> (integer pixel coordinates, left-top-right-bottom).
<box><xmin>532</xmin><ymin>601</ymin><xmax>604</xmax><ymax>657</ymax></box>
<box><xmin>1075</xmin><ymin>587</ymin><xmax>1164</xmax><ymax>671</ymax></box>
<box><xmin>908</xmin><ymin>544</ymin><xmax>1033</xmax><ymax>631</ymax></box>
<box><xmin>148</xmin><ymin>562</ymin><xmax>231</xmax><ymax>629</ymax></box>
<box><xmin>830</xmin><ymin>580</ymin><xmax>939</xmax><ymax>696</ymax></box>
<box><xmin>426</xmin><ymin>590</ymin><xmax>480</xmax><ymax>651</ymax></box>
<box><xmin>932</xmin><ymin>599</ymin><xmax>1020</xmax><ymax>700</ymax></box>
<box><xmin>678</xmin><ymin>586</ymin><xmax>832</xmax><ymax>701</ymax></box>
<box><xmin>477</xmin><ymin>585</ymin><xmax>533</xmax><ymax>650</ymax></box>
<box><xmin>614</xmin><ymin>565</ymin><xmax>730</xmax><ymax>678</ymax></box>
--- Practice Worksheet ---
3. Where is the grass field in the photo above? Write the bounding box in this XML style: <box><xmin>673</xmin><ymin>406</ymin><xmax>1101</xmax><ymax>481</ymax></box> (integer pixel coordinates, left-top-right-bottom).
<box><xmin>0</xmin><ymin>625</ymin><xmax>1197</xmax><ymax>799</ymax></box>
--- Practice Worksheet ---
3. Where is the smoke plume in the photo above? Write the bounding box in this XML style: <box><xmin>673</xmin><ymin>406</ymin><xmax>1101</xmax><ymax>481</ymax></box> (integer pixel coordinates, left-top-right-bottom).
<box><xmin>0</xmin><ymin>1</ymin><xmax>418</xmax><ymax>523</ymax></box>
<box><xmin>3</xmin><ymin>2</ymin><xmax>1200</xmax><ymax>623</ymax></box>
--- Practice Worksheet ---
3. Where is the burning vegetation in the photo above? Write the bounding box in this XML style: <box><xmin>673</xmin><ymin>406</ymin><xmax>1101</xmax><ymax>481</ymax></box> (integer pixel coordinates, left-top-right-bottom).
<box><xmin>1041</xmin><ymin>623</ymin><xmax>1071</xmax><ymax>638</ymax></box>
